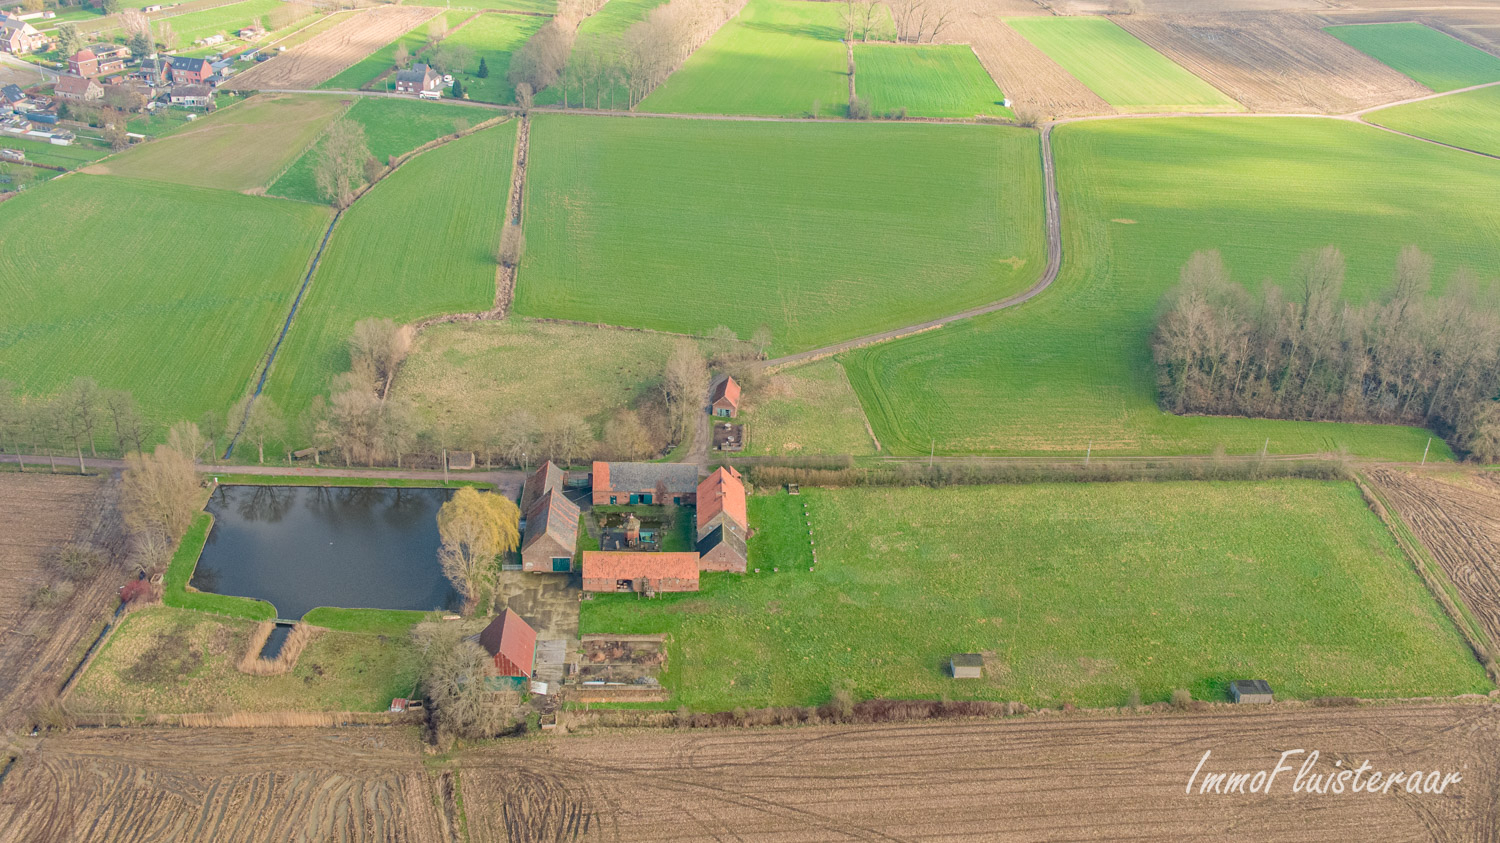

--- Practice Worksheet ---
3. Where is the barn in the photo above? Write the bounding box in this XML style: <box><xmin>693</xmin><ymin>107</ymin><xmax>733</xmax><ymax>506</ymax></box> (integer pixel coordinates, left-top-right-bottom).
<box><xmin>582</xmin><ymin>552</ymin><xmax>700</xmax><ymax>594</ymax></box>
<box><xmin>477</xmin><ymin>610</ymin><xmax>537</xmax><ymax>678</ymax></box>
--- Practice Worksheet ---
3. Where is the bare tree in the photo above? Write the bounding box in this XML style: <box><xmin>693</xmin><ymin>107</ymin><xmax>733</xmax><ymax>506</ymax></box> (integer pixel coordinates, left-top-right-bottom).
<box><xmin>393</xmin><ymin>41</ymin><xmax>409</xmax><ymax>69</ymax></box>
<box><xmin>103</xmin><ymin>389</ymin><xmax>144</xmax><ymax>456</ymax></box>
<box><xmin>663</xmin><ymin>341</ymin><xmax>708</xmax><ymax>442</ymax></box>
<box><xmin>155</xmin><ymin>21</ymin><xmax>177</xmax><ymax>51</ymax></box>
<box><xmin>349</xmin><ymin>318</ymin><xmax>412</xmax><ymax>401</ymax></box>
<box><xmin>313</xmin><ymin>119</ymin><xmax>371</xmax><ymax>209</ymax></box>
<box><xmin>509</xmin><ymin>19</ymin><xmax>575</xmax><ymax>96</ymax></box>
<box><xmin>495</xmin><ymin>409</ymin><xmax>538</xmax><ymax>468</ymax></box>
<box><xmin>427</xmin><ymin>15</ymin><xmax>449</xmax><ymax>44</ymax></box>
<box><xmin>121</xmin><ymin>444</ymin><xmax>200</xmax><ymax>567</ymax></box>
<box><xmin>417</xmin><ymin>622</ymin><xmax>510</xmax><ymax>739</ymax></box>
<box><xmin>65</xmin><ymin>378</ymin><xmax>102</xmax><ymax>458</ymax></box>
<box><xmin>750</xmin><ymin>324</ymin><xmax>773</xmax><ymax>357</ymax></box>
<box><xmin>327</xmin><ymin>373</ymin><xmax>385</xmax><ymax>466</ymax></box>
<box><xmin>382</xmin><ymin>396</ymin><xmax>418</xmax><ymax>469</ymax></box>
<box><xmin>231</xmin><ymin>396</ymin><xmax>285</xmax><ymax>464</ymax></box>
<box><xmin>540</xmin><ymin>413</ymin><xmax>592</xmax><ymax>465</ymax></box>
<box><xmin>199</xmin><ymin>409</ymin><xmax>223</xmax><ymax>466</ymax></box>
<box><xmin>0</xmin><ymin>381</ymin><xmax>23</xmax><ymax>464</ymax></box>
<box><xmin>603</xmin><ymin>408</ymin><xmax>651</xmax><ymax>460</ymax></box>
<box><xmin>498</xmin><ymin>221</ymin><xmax>526</xmax><ymax>267</ymax></box>
<box><xmin>436</xmin><ymin>488</ymin><xmax>520</xmax><ymax>614</ymax></box>
<box><xmin>167</xmin><ymin>421</ymin><xmax>205</xmax><ymax>464</ymax></box>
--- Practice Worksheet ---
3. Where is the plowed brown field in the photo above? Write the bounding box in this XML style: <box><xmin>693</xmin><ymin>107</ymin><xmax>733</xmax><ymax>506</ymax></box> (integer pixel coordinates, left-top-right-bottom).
<box><xmin>0</xmin><ymin>474</ymin><xmax>125</xmax><ymax>728</ymax></box>
<box><xmin>4</xmin><ymin>705</ymin><xmax>1497</xmax><ymax>841</ymax></box>
<box><xmin>945</xmin><ymin>8</ymin><xmax>1114</xmax><ymax>119</ymax></box>
<box><xmin>1117</xmin><ymin>13</ymin><xmax>1430</xmax><ymax>112</ymax></box>
<box><xmin>1369</xmin><ymin>468</ymin><xmax>1500</xmax><ymax>654</ymax></box>
<box><xmin>225</xmin><ymin>5</ymin><xmax>438</xmax><ymax>91</ymax></box>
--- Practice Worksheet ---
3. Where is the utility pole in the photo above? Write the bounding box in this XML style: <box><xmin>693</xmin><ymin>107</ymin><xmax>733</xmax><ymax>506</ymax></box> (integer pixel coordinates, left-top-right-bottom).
<box><xmin>1421</xmin><ymin>437</ymin><xmax>1431</xmax><ymax>466</ymax></box>
<box><xmin>442</xmin><ymin>448</ymin><xmax>449</xmax><ymax>484</ymax></box>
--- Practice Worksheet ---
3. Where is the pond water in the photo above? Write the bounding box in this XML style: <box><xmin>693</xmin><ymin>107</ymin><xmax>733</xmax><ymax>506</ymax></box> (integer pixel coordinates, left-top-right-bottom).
<box><xmin>191</xmin><ymin>485</ymin><xmax>461</xmax><ymax>619</ymax></box>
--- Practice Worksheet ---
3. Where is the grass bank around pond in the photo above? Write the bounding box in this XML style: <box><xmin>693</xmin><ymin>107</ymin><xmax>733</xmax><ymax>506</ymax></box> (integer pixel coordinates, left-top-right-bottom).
<box><xmin>70</xmin><ymin>606</ymin><xmax>420</xmax><ymax>714</ymax></box>
<box><xmin>581</xmin><ymin>482</ymin><xmax>1490</xmax><ymax>710</ymax></box>
<box><xmin>164</xmin><ymin>512</ymin><xmax>276</xmax><ymax>621</ymax></box>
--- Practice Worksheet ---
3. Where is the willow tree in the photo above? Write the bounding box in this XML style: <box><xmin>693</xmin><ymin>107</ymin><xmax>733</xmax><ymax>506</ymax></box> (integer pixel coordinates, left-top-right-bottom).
<box><xmin>436</xmin><ymin>489</ymin><xmax>520</xmax><ymax>614</ymax></box>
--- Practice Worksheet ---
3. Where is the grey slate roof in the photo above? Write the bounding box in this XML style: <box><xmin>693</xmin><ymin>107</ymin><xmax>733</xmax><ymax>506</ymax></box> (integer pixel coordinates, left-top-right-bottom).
<box><xmin>1</xmin><ymin>84</ymin><xmax>22</xmax><ymax>102</ymax></box>
<box><xmin>696</xmin><ymin>524</ymin><xmax>746</xmax><ymax>559</ymax></box>
<box><xmin>522</xmin><ymin>488</ymin><xmax>580</xmax><ymax>553</ymax></box>
<box><xmin>603</xmin><ymin>462</ymin><xmax>699</xmax><ymax>495</ymax></box>
<box><xmin>520</xmin><ymin>461</ymin><xmax>565</xmax><ymax>516</ymax></box>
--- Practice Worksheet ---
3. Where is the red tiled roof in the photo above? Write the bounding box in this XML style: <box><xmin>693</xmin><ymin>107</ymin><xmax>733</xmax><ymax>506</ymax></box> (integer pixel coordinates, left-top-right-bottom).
<box><xmin>583</xmin><ymin>552</ymin><xmax>700</xmax><ymax>583</ymax></box>
<box><xmin>477</xmin><ymin>610</ymin><xmax>536</xmax><ymax>678</ymax></box>
<box><xmin>72</xmin><ymin>49</ymin><xmax>95</xmax><ymax>61</ymax></box>
<box><xmin>696</xmin><ymin>467</ymin><xmax>747</xmax><ymax>532</ymax></box>
<box><xmin>592</xmin><ymin>461</ymin><xmax>609</xmax><ymax>492</ymax></box>
<box><xmin>711</xmin><ymin>375</ymin><xmax>741</xmax><ymax>408</ymax></box>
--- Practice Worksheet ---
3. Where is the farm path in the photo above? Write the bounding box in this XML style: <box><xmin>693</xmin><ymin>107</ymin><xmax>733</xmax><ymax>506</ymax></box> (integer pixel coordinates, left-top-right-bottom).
<box><xmin>0</xmin><ymin>454</ymin><xmax>526</xmax><ymax>493</ymax></box>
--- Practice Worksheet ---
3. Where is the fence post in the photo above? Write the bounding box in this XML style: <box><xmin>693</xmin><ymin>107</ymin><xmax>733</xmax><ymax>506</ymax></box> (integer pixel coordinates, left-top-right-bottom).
<box><xmin>1421</xmin><ymin>437</ymin><xmax>1431</xmax><ymax>466</ymax></box>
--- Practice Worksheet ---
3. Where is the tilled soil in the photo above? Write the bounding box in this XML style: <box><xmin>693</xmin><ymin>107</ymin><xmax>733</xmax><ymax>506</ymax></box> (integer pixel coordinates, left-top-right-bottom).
<box><xmin>225</xmin><ymin>5</ymin><xmax>439</xmax><ymax>91</ymax></box>
<box><xmin>941</xmin><ymin>4</ymin><xmax>1115</xmax><ymax>120</ymax></box>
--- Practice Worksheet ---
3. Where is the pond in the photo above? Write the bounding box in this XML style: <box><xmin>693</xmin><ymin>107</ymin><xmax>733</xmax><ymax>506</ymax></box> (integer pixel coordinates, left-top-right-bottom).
<box><xmin>191</xmin><ymin>485</ymin><xmax>461</xmax><ymax>620</ymax></box>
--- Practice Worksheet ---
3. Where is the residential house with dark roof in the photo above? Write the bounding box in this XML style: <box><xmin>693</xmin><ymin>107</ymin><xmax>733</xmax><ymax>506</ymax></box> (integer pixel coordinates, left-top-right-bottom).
<box><xmin>1</xmin><ymin>84</ymin><xmax>22</xmax><ymax>104</ymax></box>
<box><xmin>582</xmin><ymin>552</ymin><xmax>700</xmax><ymax>594</ymax></box>
<box><xmin>166</xmin><ymin>55</ymin><xmax>212</xmax><ymax>84</ymax></box>
<box><xmin>53</xmin><ymin>75</ymin><xmax>103</xmax><ymax>102</ymax></box>
<box><xmin>591</xmin><ymin>462</ymin><xmax>699</xmax><ymax>506</ymax></box>
<box><xmin>710</xmin><ymin>375</ymin><xmax>741</xmax><ymax>418</ymax></box>
<box><xmin>131</xmin><ymin>56</ymin><xmax>168</xmax><ymax>87</ymax></box>
<box><xmin>477</xmin><ymin>610</ymin><xmax>537</xmax><ymax>678</ymax></box>
<box><xmin>169</xmin><ymin>84</ymin><xmax>212</xmax><ymax>107</ymax></box>
<box><xmin>695</xmin><ymin>466</ymin><xmax>748</xmax><ymax>572</ymax></box>
<box><xmin>0</xmin><ymin>15</ymin><xmax>45</xmax><ymax>54</ymax></box>
<box><xmin>394</xmin><ymin>62</ymin><xmax>440</xmax><ymax>95</ymax></box>
<box><xmin>521</xmin><ymin>488</ymin><xmax>581</xmax><ymax>573</ymax></box>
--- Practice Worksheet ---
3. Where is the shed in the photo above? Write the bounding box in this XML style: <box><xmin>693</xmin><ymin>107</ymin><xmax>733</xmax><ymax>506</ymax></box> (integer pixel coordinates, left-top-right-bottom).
<box><xmin>446</xmin><ymin>450</ymin><xmax>475</xmax><ymax>470</ymax></box>
<box><xmin>1229</xmin><ymin>679</ymin><xmax>1273</xmax><ymax>704</ymax></box>
<box><xmin>710</xmin><ymin>374</ymin><xmax>741</xmax><ymax>418</ymax></box>
<box><xmin>950</xmin><ymin>653</ymin><xmax>983</xmax><ymax>679</ymax></box>
<box><xmin>477</xmin><ymin>609</ymin><xmax>537</xmax><ymax>678</ymax></box>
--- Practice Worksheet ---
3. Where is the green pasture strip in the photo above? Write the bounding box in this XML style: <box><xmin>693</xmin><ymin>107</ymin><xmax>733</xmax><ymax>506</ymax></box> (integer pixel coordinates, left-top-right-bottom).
<box><xmin>440</xmin><ymin>12</ymin><xmax>547</xmax><ymax>104</ymax></box>
<box><xmin>1326</xmin><ymin>22</ymin><xmax>1500</xmax><ymax>92</ymax></box>
<box><xmin>854</xmin><ymin>44</ymin><xmax>1011</xmax><ymax>119</ymax></box>
<box><xmin>1007</xmin><ymin>16</ymin><xmax>1240</xmax><ymax>112</ymax></box>
<box><xmin>0</xmin><ymin>136</ymin><xmax>110</xmax><ymax>169</ymax></box>
<box><xmin>581</xmin><ymin>482</ymin><xmax>1490</xmax><ymax>710</ymax></box>
<box><xmin>740</xmin><ymin>358</ymin><xmax>878</xmax><ymax>457</ymax></box>
<box><xmin>409</xmin><ymin>0</ymin><xmax>556</xmax><ymax>14</ymax></box>
<box><xmin>1364</xmin><ymin>84</ymin><xmax>1500</xmax><ymax>157</ymax></box>
<box><xmin>303</xmin><ymin>606</ymin><xmax>429</xmax><ymax>635</ymax></box>
<box><xmin>163</xmin><ymin>512</ymin><xmax>278</xmax><ymax>620</ymax></box>
<box><xmin>516</xmin><ymin>114</ymin><xmax>1044</xmax><ymax>353</ymax></box>
<box><xmin>842</xmin><ymin>117</ymin><xmax>1498</xmax><ymax>459</ymax></box>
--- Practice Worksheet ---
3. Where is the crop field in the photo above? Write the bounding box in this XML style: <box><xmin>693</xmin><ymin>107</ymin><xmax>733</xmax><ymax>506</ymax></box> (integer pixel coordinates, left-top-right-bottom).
<box><xmin>441</xmin><ymin>12</ymin><xmax>548</xmax><ymax>104</ymax></box>
<box><xmin>1365</xmin><ymin>84</ymin><xmax>1500</xmax><ymax>157</ymax></box>
<box><xmin>165</xmin><ymin>0</ymin><xmax>314</xmax><ymax>43</ymax></box>
<box><xmin>391</xmin><ymin>320</ymin><xmax>724</xmax><ymax>441</ymax></box>
<box><xmin>535</xmin><ymin>0</ymin><xmax>671</xmax><ymax>107</ymax></box>
<box><xmin>411</xmin><ymin>0</ymin><xmax>555</xmax><ymax>12</ymax></box>
<box><xmin>228</xmin><ymin>5</ymin><xmax>439</xmax><ymax>91</ymax></box>
<box><xmin>853</xmin><ymin>44</ymin><xmax>1012</xmax><ymax>118</ymax></box>
<box><xmin>0</xmin><ymin>474</ymin><xmax>124</xmax><ymax>728</ymax></box>
<box><xmin>938</xmin><ymin>12</ymin><xmax>1111</xmax><ymax>120</ymax></box>
<box><xmin>741</xmin><ymin>359</ymin><xmax>878</xmax><ymax>456</ymax></box>
<box><xmin>265</xmin><ymin>122</ymin><xmax>516</xmax><ymax>424</ymax></box>
<box><xmin>266</xmin><ymin>8</ymin><xmax>358</xmax><ymax>51</ymax></box>
<box><xmin>269</xmin><ymin>97</ymin><xmax>490</xmax><ymax>203</ymax></box>
<box><xmin>583</xmin><ymin>481</ymin><xmax>1490</xmax><ymax>709</ymax></box>
<box><xmin>70</xmin><ymin>606</ymin><xmax>420</xmax><ymax>714</ymax></box>
<box><xmin>314</xmin><ymin>11</ymin><xmax>465</xmax><ymax>92</ymax></box>
<box><xmin>1007</xmin><ymin>16</ymin><xmax>1241</xmax><ymax>112</ymax></box>
<box><xmin>89</xmin><ymin>94</ymin><xmax>347</xmax><ymax>192</ymax></box>
<box><xmin>1115</xmin><ymin>13</ymin><xmax>1428</xmax><ymax>113</ymax></box>
<box><xmin>1326</xmin><ymin>22</ymin><xmax>1500</xmax><ymax>92</ymax></box>
<box><xmin>0</xmin><ymin>175</ymin><xmax>331</xmax><ymax>431</ymax></box>
<box><xmin>1368</xmin><ymin>468</ymin><xmax>1500</xmax><ymax>654</ymax></box>
<box><xmin>517</xmin><ymin>115</ymin><xmax>1045</xmax><ymax>353</ymax></box>
<box><xmin>842</xmin><ymin>118</ymin><xmax>1500</xmax><ymax>458</ymax></box>
<box><xmin>638</xmin><ymin>0</ymin><xmax>858</xmax><ymax>118</ymax></box>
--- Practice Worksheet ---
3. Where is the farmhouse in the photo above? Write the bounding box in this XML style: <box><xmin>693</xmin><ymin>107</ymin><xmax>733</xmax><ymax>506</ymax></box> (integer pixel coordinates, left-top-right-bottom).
<box><xmin>592</xmin><ymin>462</ymin><xmax>699</xmax><ymax>506</ymax></box>
<box><xmin>166</xmin><ymin>55</ymin><xmax>213</xmax><ymax>85</ymax></box>
<box><xmin>169</xmin><ymin>85</ymin><xmax>212</xmax><ymax>107</ymax></box>
<box><xmin>711</xmin><ymin>374</ymin><xmax>741</xmax><ymax>418</ymax></box>
<box><xmin>53</xmin><ymin>75</ymin><xmax>103</xmax><ymax>102</ymax></box>
<box><xmin>0</xmin><ymin>15</ymin><xmax>45</xmax><ymax>54</ymax></box>
<box><xmin>394</xmin><ymin>62</ymin><xmax>440</xmax><ymax>95</ymax></box>
<box><xmin>131</xmin><ymin>57</ymin><xmax>168</xmax><ymax>86</ymax></box>
<box><xmin>1229</xmin><ymin>679</ymin><xmax>1274</xmax><ymax>704</ymax></box>
<box><xmin>68</xmin><ymin>49</ymin><xmax>99</xmax><ymax>78</ymax></box>
<box><xmin>477</xmin><ymin>609</ymin><xmax>537</xmax><ymax>678</ymax></box>
<box><xmin>695</xmin><ymin>466</ymin><xmax>748</xmax><ymax>572</ymax></box>
<box><xmin>583</xmin><ymin>551</ymin><xmax>700</xmax><ymax>594</ymax></box>
<box><xmin>521</xmin><ymin>488</ymin><xmax>580</xmax><ymax>573</ymax></box>
<box><xmin>520</xmin><ymin>460</ymin><xmax>565</xmax><ymax>515</ymax></box>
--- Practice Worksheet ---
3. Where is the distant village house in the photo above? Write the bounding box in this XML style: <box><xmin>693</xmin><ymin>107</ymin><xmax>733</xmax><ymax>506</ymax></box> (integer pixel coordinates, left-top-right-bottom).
<box><xmin>53</xmin><ymin>75</ymin><xmax>103</xmax><ymax>102</ymax></box>
<box><xmin>166</xmin><ymin>55</ymin><xmax>213</xmax><ymax>85</ymax></box>
<box><xmin>0</xmin><ymin>15</ymin><xmax>46</xmax><ymax>54</ymax></box>
<box><xmin>394</xmin><ymin>63</ymin><xmax>440</xmax><ymax>95</ymax></box>
<box><xmin>169</xmin><ymin>85</ymin><xmax>212</xmax><ymax>108</ymax></box>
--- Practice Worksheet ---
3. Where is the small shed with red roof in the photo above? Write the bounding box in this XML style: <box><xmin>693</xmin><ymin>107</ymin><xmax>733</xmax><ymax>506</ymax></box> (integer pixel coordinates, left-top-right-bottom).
<box><xmin>710</xmin><ymin>375</ymin><xmax>741</xmax><ymax>418</ymax></box>
<box><xmin>477</xmin><ymin>609</ymin><xmax>537</xmax><ymax>678</ymax></box>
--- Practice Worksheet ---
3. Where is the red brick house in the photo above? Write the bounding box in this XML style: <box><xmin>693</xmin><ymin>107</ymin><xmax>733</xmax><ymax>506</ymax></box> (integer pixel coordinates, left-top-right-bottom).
<box><xmin>520</xmin><ymin>460</ymin><xmax>564</xmax><ymax>515</ymax></box>
<box><xmin>477</xmin><ymin>610</ymin><xmax>536</xmax><ymax>678</ymax></box>
<box><xmin>591</xmin><ymin>462</ymin><xmax>699</xmax><ymax>506</ymax></box>
<box><xmin>0</xmin><ymin>16</ymin><xmax>46</xmax><ymax>54</ymax></box>
<box><xmin>521</xmin><ymin>489</ymin><xmax>580</xmax><ymax>573</ymax></box>
<box><xmin>166</xmin><ymin>55</ymin><xmax>213</xmax><ymax>84</ymax></box>
<box><xmin>394</xmin><ymin>62</ymin><xmax>440</xmax><ymax>95</ymax></box>
<box><xmin>582</xmin><ymin>552</ymin><xmax>700</xmax><ymax>593</ymax></box>
<box><xmin>54</xmin><ymin>74</ymin><xmax>103</xmax><ymax>102</ymax></box>
<box><xmin>695</xmin><ymin>466</ymin><xmax>748</xmax><ymax>572</ymax></box>
<box><xmin>68</xmin><ymin>49</ymin><xmax>98</xmax><ymax>77</ymax></box>
<box><xmin>710</xmin><ymin>375</ymin><xmax>741</xmax><ymax>418</ymax></box>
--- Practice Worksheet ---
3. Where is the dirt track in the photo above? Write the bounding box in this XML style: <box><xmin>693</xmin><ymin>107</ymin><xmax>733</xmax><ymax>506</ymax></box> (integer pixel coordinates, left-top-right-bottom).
<box><xmin>5</xmin><ymin>704</ymin><xmax>1497</xmax><ymax>841</ymax></box>
<box><xmin>225</xmin><ymin>5</ymin><xmax>438</xmax><ymax>91</ymax></box>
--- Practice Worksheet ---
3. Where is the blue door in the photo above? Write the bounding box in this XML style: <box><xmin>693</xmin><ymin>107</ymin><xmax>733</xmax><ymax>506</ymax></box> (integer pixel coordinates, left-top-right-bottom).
<box><xmin>643</xmin><ymin>493</ymin><xmax>653</xmax><ymax>505</ymax></box>
<box><xmin>552</xmin><ymin>557</ymin><xmax>571</xmax><ymax>572</ymax></box>
<box><xmin>629</xmin><ymin>494</ymin><xmax>639</xmax><ymax>504</ymax></box>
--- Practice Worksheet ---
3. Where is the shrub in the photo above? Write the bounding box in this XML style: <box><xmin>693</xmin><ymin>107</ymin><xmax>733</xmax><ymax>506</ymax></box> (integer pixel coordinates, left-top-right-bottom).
<box><xmin>29</xmin><ymin>580</ymin><xmax>74</xmax><ymax>609</ymax></box>
<box><xmin>51</xmin><ymin>544</ymin><xmax>106</xmax><ymax>582</ymax></box>
<box><xmin>847</xmin><ymin>96</ymin><xmax>871</xmax><ymax>120</ymax></box>
<box><xmin>1170</xmin><ymin>689</ymin><xmax>1192</xmax><ymax>709</ymax></box>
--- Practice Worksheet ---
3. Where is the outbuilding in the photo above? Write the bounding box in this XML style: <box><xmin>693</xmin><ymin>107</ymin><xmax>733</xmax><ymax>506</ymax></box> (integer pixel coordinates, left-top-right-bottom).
<box><xmin>710</xmin><ymin>374</ymin><xmax>741</xmax><ymax>418</ymax></box>
<box><xmin>950</xmin><ymin>654</ymin><xmax>983</xmax><ymax>679</ymax></box>
<box><xmin>477</xmin><ymin>609</ymin><xmax>537</xmax><ymax>678</ymax></box>
<box><xmin>1229</xmin><ymin>679</ymin><xmax>1274</xmax><ymax>704</ymax></box>
<box><xmin>582</xmin><ymin>551</ymin><xmax>700</xmax><ymax>594</ymax></box>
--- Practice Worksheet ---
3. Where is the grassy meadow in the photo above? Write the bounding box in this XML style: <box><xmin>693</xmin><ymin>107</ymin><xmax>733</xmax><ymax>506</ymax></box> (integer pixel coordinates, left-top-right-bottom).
<box><xmin>318</xmin><ymin>10</ymin><xmax>469</xmax><ymax>91</ymax></box>
<box><xmin>639</xmin><ymin>0</ymin><xmax>862</xmax><ymax>118</ymax></box>
<box><xmin>410</xmin><ymin>0</ymin><xmax>555</xmax><ymax>13</ymax></box>
<box><xmin>741</xmin><ymin>359</ymin><xmax>878</xmax><ymax>456</ymax></box>
<box><xmin>840</xmin><ymin>118</ymin><xmax>1500</xmax><ymax>459</ymax></box>
<box><xmin>582</xmin><ymin>482</ymin><xmax>1490</xmax><ymax>709</ymax></box>
<box><xmin>1365</xmin><ymin>84</ymin><xmax>1500</xmax><ymax>157</ymax></box>
<box><xmin>516</xmin><ymin>115</ymin><xmax>1045</xmax><ymax>353</ymax></box>
<box><xmin>155</xmin><ymin>0</ymin><xmax>306</xmax><ymax>43</ymax></box>
<box><xmin>440</xmin><ymin>12</ymin><xmax>548</xmax><ymax>104</ymax></box>
<box><xmin>1007</xmin><ymin>16</ymin><xmax>1240</xmax><ymax>112</ymax></box>
<box><xmin>71</xmin><ymin>606</ymin><xmax>420</xmax><ymax>714</ymax></box>
<box><xmin>265</xmin><ymin>122</ymin><xmax>516</xmax><ymax>424</ymax></box>
<box><xmin>1327</xmin><ymin>23</ymin><xmax>1500</xmax><ymax>92</ymax></box>
<box><xmin>0</xmin><ymin>175</ymin><xmax>331</xmax><ymax>432</ymax></box>
<box><xmin>854</xmin><ymin>44</ymin><xmax>1011</xmax><ymax>119</ymax></box>
<box><xmin>269</xmin><ymin>97</ymin><xmax>490</xmax><ymax>203</ymax></box>
<box><xmin>96</xmin><ymin>94</ymin><xmax>347</xmax><ymax>192</ymax></box>
<box><xmin>0</xmin><ymin>136</ymin><xmax>110</xmax><ymax>170</ymax></box>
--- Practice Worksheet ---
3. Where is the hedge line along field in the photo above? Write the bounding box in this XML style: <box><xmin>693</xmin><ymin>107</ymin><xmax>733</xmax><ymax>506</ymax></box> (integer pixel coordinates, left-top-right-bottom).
<box><xmin>269</xmin><ymin>97</ymin><xmax>490</xmax><ymax>203</ymax></box>
<box><xmin>1326</xmin><ymin>22</ymin><xmax>1500</xmax><ymax>92</ymax></box>
<box><xmin>841</xmin><ymin>118</ymin><xmax>1500</xmax><ymax>459</ymax></box>
<box><xmin>440</xmin><ymin>12</ymin><xmax>547</xmax><ymax>104</ymax></box>
<box><xmin>853</xmin><ymin>44</ymin><xmax>1012</xmax><ymax>119</ymax></box>
<box><xmin>0</xmin><ymin>175</ymin><xmax>331</xmax><ymax>431</ymax></box>
<box><xmin>639</xmin><ymin>0</ymin><xmax>861</xmax><ymax>118</ymax></box>
<box><xmin>92</xmin><ymin>94</ymin><xmax>347</xmax><ymax>192</ymax></box>
<box><xmin>582</xmin><ymin>482</ymin><xmax>1491</xmax><ymax>710</ymax></box>
<box><xmin>1007</xmin><ymin>16</ymin><xmax>1240</xmax><ymax>112</ymax></box>
<box><xmin>265</xmin><ymin>122</ymin><xmax>516</xmax><ymax>424</ymax></box>
<box><xmin>1364</xmin><ymin>84</ymin><xmax>1500</xmax><ymax>157</ymax></box>
<box><xmin>516</xmin><ymin>115</ymin><xmax>1044</xmax><ymax>353</ymax></box>
<box><xmin>535</xmin><ymin>0</ymin><xmax>670</xmax><ymax>107</ymax></box>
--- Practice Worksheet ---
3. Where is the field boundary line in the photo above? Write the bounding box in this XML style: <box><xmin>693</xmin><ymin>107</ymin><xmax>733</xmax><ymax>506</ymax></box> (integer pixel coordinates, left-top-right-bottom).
<box><xmin>260</xmin><ymin>96</ymin><xmax>358</xmax><ymax>194</ymax></box>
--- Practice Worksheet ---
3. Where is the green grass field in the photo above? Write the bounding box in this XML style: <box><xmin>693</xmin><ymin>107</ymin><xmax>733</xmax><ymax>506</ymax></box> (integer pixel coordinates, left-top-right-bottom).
<box><xmin>161</xmin><ymin>0</ymin><xmax>305</xmax><ymax>43</ymax></box>
<box><xmin>269</xmin><ymin>97</ymin><xmax>490</xmax><ymax>203</ymax></box>
<box><xmin>98</xmin><ymin>94</ymin><xmax>347</xmax><ymax>192</ymax></box>
<box><xmin>841</xmin><ymin>118</ymin><xmax>1500</xmax><ymax>459</ymax></box>
<box><xmin>0</xmin><ymin>136</ymin><xmax>110</xmax><ymax>169</ymax></box>
<box><xmin>535</xmin><ymin>0</ymin><xmax>671</xmax><ymax>107</ymax></box>
<box><xmin>409</xmin><ymin>0</ymin><xmax>555</xmax><ymax>13</ymax></box>
<box><xmin>516</xmin><ymin>115</ymin><xmax>1044</xmax><ymax>353</ymax></box>
<box><xmin>0</xmin><ymin>175</ymin><xmax>331</xmax><ymax>432</ymax></box>
<box><xmin>741</xmin><ymin>359</ymin><xmax>878</xmax><ymax>456</ymax></box>
<box><xmin>1327</xmin><ymin>23</ymin><xmax>1500</xmax><ymax>92</ymax></box>
<box><xmin>854</xmin><ymin>44</ymin><xmax>1011</xmax><ymax>119</ymax></box>
<box><xmin>71</xmin><ymin>606</ymin><xmax>420</xmax><ymax>714</ymax></box>
<box><xmin>265</xmin><ymin>122</ymin><xmax>516</xmax><ymax>425</ymax></box>
<box><xmin>317</xmin><ymin>10</ymin><xmax>468</xmax><ymax>91</ymax></box>
<box><xmin>440</xmin><ymin>12</ymin><xmax>547</xmax><ymax>104</ymax></box>
<box><xmin>1365</xmin><ymin>84</ymin><xmax>1500</xmax><ymax>157</ymax></box>
<box><xmin>639</xmin><ymin>0</ymin><xmax>860</xmax><ymax>118</ymax></box>
<box><xmin>581</xmin><ymin>482</ymin><xmax>1490</xmax><ymax>709</ymax></box>
<box><xmin>1007</xmin><ymin>16</ymin><xmax>1240</xmax><ymax>112</ymax></box>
